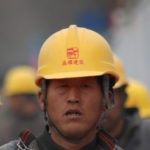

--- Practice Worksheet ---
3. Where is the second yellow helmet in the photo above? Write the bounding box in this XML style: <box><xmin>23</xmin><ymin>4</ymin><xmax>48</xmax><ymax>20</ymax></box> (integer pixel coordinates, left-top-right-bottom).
<box><xmin>113</xmin><ymin>54</ymin><xmax>128</xmax><ymax>89</ymax></box>
<box><xmin>125</xmin><ymin>79</ymin><xmax>150</xmax><ymax>118</ymax></box>
<box><xmin>3</xmin><ymin>66</ymin><xmax>39</xmax><ymax>96</ymax></box>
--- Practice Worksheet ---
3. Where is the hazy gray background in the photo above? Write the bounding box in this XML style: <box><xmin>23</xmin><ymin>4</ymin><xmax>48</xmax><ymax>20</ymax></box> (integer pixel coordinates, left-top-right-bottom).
<box><xmin>0</xmin><ymin>0</ymin><xmax>149</xmax><ymax>88</ymax></box>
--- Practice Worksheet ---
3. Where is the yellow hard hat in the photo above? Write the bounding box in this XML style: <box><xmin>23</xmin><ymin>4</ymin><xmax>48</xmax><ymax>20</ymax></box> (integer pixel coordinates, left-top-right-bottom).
<box><xmin>113</xmin><ymin>54</ymin><xmax>128</xmax><ymax>89</ymax></box>
<box><xmin>35</xmin><ymin>25</ymin><xmax>119</xmax><ymax>87</ymax></box>
<box><xmin>3</xmin><ymin>66</ymin><xmax>39</xmax><ymax>96</ymax></box>
<box><xmin>125</xmin><ymin>79</ymin><xmax>150</xmax><ymax>118</ymax></box>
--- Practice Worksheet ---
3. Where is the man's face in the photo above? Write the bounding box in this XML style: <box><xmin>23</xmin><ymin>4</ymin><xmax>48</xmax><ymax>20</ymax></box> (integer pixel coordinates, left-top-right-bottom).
<box><xmin>39</xmin><ymin>77</ymin><xmax>105</xmax><ymax>140</ymax></box>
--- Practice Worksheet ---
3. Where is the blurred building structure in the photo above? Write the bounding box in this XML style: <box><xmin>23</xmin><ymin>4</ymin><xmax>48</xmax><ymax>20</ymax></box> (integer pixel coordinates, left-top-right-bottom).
<box><xmin>111</xmin><ymin>0</ymin><xmax>150</xmax><ymax>88</ymax></box>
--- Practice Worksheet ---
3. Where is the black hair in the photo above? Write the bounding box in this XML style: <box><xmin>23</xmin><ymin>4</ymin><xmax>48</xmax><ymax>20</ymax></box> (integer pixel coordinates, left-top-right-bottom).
<box><xmin>97</xmin><ymin>75</ymin><xmax>115</xmax><ymax>92</ymax></box>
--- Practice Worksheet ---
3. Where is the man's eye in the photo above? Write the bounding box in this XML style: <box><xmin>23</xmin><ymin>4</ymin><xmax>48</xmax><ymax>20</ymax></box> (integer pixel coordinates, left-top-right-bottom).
<box><xmin>81</xmin><ymin>84</ymin><xmax>91</xmax><ymax>88</ymax></box>
<box><xmin>60</xmin><ymin>84</ymin><xmax>68</xmax><ymax>88</ymax></box>
<box><xmin>55</xmin><ymin>84</ymin><xmax>68</xmax><ymax>89</ymax></box>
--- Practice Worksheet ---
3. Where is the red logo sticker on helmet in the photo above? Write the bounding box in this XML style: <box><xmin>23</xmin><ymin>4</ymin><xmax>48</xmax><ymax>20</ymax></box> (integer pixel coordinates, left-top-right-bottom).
<box><xmin>67</xmin><ymin>47</ymin><xmax>79</xmax><ymax>59</ymax></box>
<box><xmin>62</xmin><ymin>47</ymin><xmax>84</xmax><ymax>66</ymax></box>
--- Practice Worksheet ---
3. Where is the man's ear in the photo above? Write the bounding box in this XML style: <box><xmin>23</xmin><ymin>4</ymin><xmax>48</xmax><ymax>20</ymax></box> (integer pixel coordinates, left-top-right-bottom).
<box><xmin>108</xmin><ymin>90</ymin><xmax>113</xmax><ymax>100</ymax></box>
<box><xmin>104</xmin><ymin>90</ymin><xmax>114</xmax><ymax>109</ymax></box>
<box><xmin>108</xmin><ymin>90</ymin><xmax>115</xmax><ymax>108</ymax></box>
<box><xmin>38</xmin><ymin>91</ymin><xmax>45</xmax><ymax>111</ymax></box>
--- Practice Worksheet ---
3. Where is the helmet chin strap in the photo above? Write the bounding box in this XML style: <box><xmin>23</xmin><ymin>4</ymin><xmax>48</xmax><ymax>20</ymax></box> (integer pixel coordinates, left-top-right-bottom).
<box><xmin>98</xmin><ymin>75</ymin><xmax>115</xmax><ymax>129</ymax></box>
<box><xmin>103</xmin><ymin>75</ymin><xmax>115</xmax><ymax>110</ymax></box>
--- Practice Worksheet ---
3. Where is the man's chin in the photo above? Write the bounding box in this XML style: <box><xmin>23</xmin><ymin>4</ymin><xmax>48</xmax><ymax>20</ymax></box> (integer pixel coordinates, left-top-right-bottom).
<box><xmin>57</xmin><ymin>126</ymin><xmax>89</xmax><ymax>142</ymax></box>
<box><xmin>62</xmin><ymin>131</ymin><xmax>88</xmax><ymax>143</ymax></box>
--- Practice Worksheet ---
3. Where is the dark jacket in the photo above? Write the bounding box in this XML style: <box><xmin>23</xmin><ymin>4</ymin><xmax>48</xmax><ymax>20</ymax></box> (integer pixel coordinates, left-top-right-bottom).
<box><xmin>118</xmin><ymin>108</ymin><xmax>150</xmax><ymax>150</ymax></box>
<box><xmin>0</xmin><ymin>128</ymin><xmax>123</xmax><ymax>150</ymax></box>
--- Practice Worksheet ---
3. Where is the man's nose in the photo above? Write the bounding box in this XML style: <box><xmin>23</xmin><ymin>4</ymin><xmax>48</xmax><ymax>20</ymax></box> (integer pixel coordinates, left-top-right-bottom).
<box><xmin>67</xmin><ymin>87</ymin><xmax>80</xmax><ymax>104</ymax></box>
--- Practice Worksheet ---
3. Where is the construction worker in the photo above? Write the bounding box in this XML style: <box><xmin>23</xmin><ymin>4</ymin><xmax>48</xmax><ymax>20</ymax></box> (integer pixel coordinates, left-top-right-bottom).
<box><xmin>103</xmin><ymin>54</ymin><xmax>150</xmax><ymax>150</ymax></box>
<box><xmin>125</xmin><ymin>79</ymin><xmax>150</xmax><ymax>118</ymax></box>
<box><xmin>0</xmin><ymin>25</ymin><xmax>123</xmax><ymax>150</ymax></box>
<box><xmin>0</xmin><ymin>66</ymin><xmax>44</xmax><ymax>145</ymax></box>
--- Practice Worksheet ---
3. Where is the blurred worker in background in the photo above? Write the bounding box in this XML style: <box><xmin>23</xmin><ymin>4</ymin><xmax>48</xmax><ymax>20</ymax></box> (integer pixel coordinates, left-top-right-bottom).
<box><xmin>103</xmin><ymin>54</ymin><xmax>150</xmax><ymax>150</ymax></box>
<box><xmin>0</xmin><ymin>25</ymin><xmax>123</xmax><ymax>150</ymax></box>
<box><xmin>125</xmin><ymin>79</ymin><xmax>150</xmax><ymax>118</ymax></box>
<box><xmin>0</xmin><ymin>66</ymin><xmax>44</xmax><ymax>145</ymax></box>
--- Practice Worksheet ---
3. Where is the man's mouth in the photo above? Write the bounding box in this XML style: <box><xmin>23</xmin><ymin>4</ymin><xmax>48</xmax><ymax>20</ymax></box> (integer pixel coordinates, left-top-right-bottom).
<box><xmin>65</xmin><ymin>109</ymin><xmax>82</xmax><ymax>117</ymax></box>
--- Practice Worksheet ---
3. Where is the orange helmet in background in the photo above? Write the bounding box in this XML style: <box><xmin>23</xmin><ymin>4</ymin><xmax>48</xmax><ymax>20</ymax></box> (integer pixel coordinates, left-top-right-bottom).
<box><xmin>125</xmin><ymin>79</ymin><xmax>150</xmax><ymax>118</ymax></box>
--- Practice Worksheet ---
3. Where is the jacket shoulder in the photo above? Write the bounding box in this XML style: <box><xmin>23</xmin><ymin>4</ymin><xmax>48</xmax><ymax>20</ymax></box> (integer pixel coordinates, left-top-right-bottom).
<box><xmin>98</xmin><ymin>129</ymin><xmax>124</xmax><ymax>150</ymax></box>
<box><xmin>114</xmin><ymin>145</ymin><xmax>124</xmax><ymax>150</ymax></box>
<box><xmin>0</xmin><ymin>129</ymin><xmax>39</xmax><ymax>150</ymax></box>
<box><xmin>0</xmin><ymin>139</ymin><xmax>39</xmax><ymax>150</ymax></box>
<box><xmin>0</xmin><ymin>140</ymin><xmax>18</xmax><ymax>150</ymax></box>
